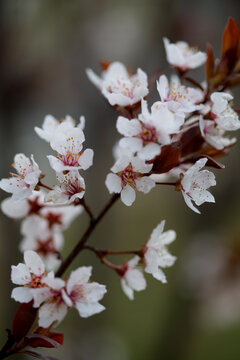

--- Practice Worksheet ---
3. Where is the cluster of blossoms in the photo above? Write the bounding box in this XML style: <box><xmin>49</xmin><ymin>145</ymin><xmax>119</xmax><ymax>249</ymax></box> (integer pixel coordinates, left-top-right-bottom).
<box><xmin>11</xmin><ymin>250</ymin><xmax>106</xmax><ymax>327</ymax></box>
<box><xmin>89</xmin><ymin>59</ymin><xmax>221</xmax><ymax>211</ymax></box>
<box><xmin>1</xmin><ymin>17</ymin><xmax>240</xmax><ymax>360</ymax></box>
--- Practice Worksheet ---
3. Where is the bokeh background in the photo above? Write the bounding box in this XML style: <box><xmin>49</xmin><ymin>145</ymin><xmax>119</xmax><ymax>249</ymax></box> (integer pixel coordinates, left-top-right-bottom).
<box><xmin>1</xmin><ymin>1</ymin><xmax>240</xmax><ymax>359</ymax></box>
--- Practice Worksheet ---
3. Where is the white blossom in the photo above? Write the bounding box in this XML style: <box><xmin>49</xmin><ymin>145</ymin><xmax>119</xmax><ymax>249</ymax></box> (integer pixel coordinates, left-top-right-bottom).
<box><xmin>105</xmin><ymin>155</ymin><xmax>155</xmax><ymax>206</ymax></box>
<box><xmin>45</xmin><ymin>171</ymin><xmax>85</xmax><ymax>204</ymax></box>
<box><xmin>211</xmin><ymin>92</ymin><xmax>240</xmax><ymax>131</ymax></box>
<box><xmin>35</xmin><ymin>115</ymin><xmax>85</xmax><ymax>143</ymax></box>
<box><xmin>20</xmin><ymin>215</ymin><xmax>64</xmax><ymax>271</ymax></box>
<box><xmin>38</xmin><ymin>266</ymin><xmax>106</xmax><ymax>327</ymax></box>
<box><xmin>144</xmin><ymin>221</ymin><xmax>176</xmax><ymax>282</ymax></box>
<box><xmin>47</xmin><ymin>123</ymin><xmax>93</xmax><ymax>172</ymax></box>
<box><xmin>86</xmin><ymin>61</ymin><xmax>149</xmax><ymax>107</ymax></box>
<box><xmin>0</xmin><ymin>154</ymin><xmax>41</xmax><ymax>200</ymax></box>
<box><xmin>38</xmin><ymin>300</ymin><xmax>68</xmax><ymax>328</ymax></box>
<box><xmin>62</xmin><ymin>266</ymin><xmax>107</xmax><ymax>318</ymax></box>
<box><xmin>1</xmin><ymin>191</ymin><xmax>45</xmax><ymax>219</ymax></box>
<box><xmin>163</xmin><ymin>37</ymin><xmax>206</xmax><ymax>70</ymax></box>
<box><xmin>157</xmin><ymin>74</ymin><xmax>203</xmax><ymax>114</ymax></box>
<box><xmin>11</xmin><ymin>250</ymin><xmax>50</xmax><ymax>307</ymax></box>
<box><xmin>199</xmin><ymin>116</ymin><xmax>236</xmax><ymax>150</ymax></box>
<box><xmin>139</xmin><ymin>98</ymin><xmax>185</xmax><ymax>145</ymax></box>
<box><xmin>38</xmin><ymin>272</ymin><xmax>67</xmax><ymax>328</ymax></box>
<box><xmin>180</xmin><ymin>158</ymin><xmax>216</xmax><ymax>214</ymax></box>
<box><xmin>117</xmin><ymin>97</ymin><xmax>184</xmax><ymax>160</ymax></box>
<box><xmin>120</xmin><ymin>256</ymin><xmax>146</xmax><ymax>300</ymax></box>
<box><xmin>40</xmin><ymin>204</ymin><xmax>83</xmax><ymax>231</ymax></box>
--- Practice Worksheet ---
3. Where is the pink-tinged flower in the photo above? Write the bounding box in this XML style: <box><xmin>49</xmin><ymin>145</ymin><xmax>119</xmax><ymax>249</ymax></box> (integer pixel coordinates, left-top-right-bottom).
<box><xmin>199</xmin><ymin>116</ymin><xmax>236</xmax><ymax>150</ymax></box>
<box><xmin>116</xmin><ymin>98</ymin><xmax>184</xmax><ymax>161</ymax></box>
<box><xmin>38</xmin><ymin>272</ymin><xmax>67</xmax><ymax>328</ymax></box>
<box><xmin>1</xmin><ymin>190</ymin><xmax>45</xmax><ymax>219</ymax></box>
<box><xmin>120</xmin><ymin>256</ymin><xmax>146</xmax><ymax>300</ymax></box>
<box><xmin>47</xmin><ymin>123</ymin><xmax>93</xmax><ymax>172</ymax></box>
<box><xmin>62</xmin><ymin>266</ymin><xmax>107</xmax><ymax>318</ymax></box>
<box><xmin>179</xmin><ymin>158</ymin><xmax>216</xmax><ymax>214</ymax></box>
<box><xmin>144</xmin><ymin>221</ymin><xmax>176</xmax><ymax>282</ymax></box>
<box><xmin>210</xmin><ymin>92</ymin><xmax>240</xmax><ymax>131</ymax></box>
<box><xmin>163</xmin><ymin>37</ymin><xmax>206</xmax><ymax>70</ymax></box>
<box><xmin>20</xmin><ymin>215</ymin><xmax>64</xmax><ymax>272</ymax></box>
<box><xmin>105</xmin><ymin>155</ymin><xmax>155</xmax><ymax>206</ymax></box>
<box><xmin>35</xmin><ymin>114</ymin><xmax>85</xmax><ymax>143</ymax></box>
<box><xmin>0</xmin><ymin>154</ymin><xmax>41</xmax><ymax>200</ymax></box>
<box><xmin>11</xmin><ymin>250</ymin><xmax>51</xmax><ymax>307</ymax></box>
<box><xmin>45</xmin><ymin>171</ymin><xmax>85</xmax><ymax>204</ymax></box>
<box><xmin>38</xmin><ymin>266</ymin><xmax>106</xmax><ymax>327</ymax></box>
<box><xmin>139</xmin><ymin>99</ymin><xmax>185</xmax><ymax>145</ymax></box>
<box><xmin>86</xmin><ymin>61</ymin><xmax>149</xmax><ymax>107</ymax></box>
<box><xmin>157</xmin><ymin>74</ymin><xmax>203</xmax><ymax>114</ymax></box>
<box><xmin>40</xmin><ymin>204</ymin><xmax>83</xmax><ymax>231</ymax></box>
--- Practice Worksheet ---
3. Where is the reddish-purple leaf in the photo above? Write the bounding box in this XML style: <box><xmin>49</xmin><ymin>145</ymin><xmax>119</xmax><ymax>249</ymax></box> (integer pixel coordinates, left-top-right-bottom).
<box><xmin>12</xmin><ymin>301</ymin><xmax>37</xmax><ymax>342</ymax></box>
<box><xmin>48</xmin><ymin>332</ymin><xmax>64</xmax><ymax>346</ymax></box>
<box><xmin>152</xmin><ymin>142</ymin><xmax>181</xmax><ymax>174</ymax></box>
<box><xmin>221</xmin><ymin>17</ymin><xmax>239</xmax><ymax>56</ymax></box>
<box><xmin>217</xmin><ymin>18</ymin><xmax>240</xmax><ymax>77</ymax></box>
<box><xmin>206</xmin><ymin>43</ymin><xmax>215</xmax><ymax>85</ymax></box>
<box><xmin>192</xmin><ymin>155</ymin><xmax>225</xmax><ymax>169</ymax></box>
<box><xmin>20</xmin><ymin>349</ymin><xmax>59</xmax><ymax>360</ymax></box>
<box><xmin>180</xmin><ymin>125</ymin><xmax>204</xmax><ymax>157</ymax></box>
<box><xmin>25</xmin><ymin>333</ymin><xmax>63</xmax><ymax>349</ymax></box>
<box><xmin>203</xmin><ymin>144</ymin><xmax>231</xmax><ymax>158</ymax></box>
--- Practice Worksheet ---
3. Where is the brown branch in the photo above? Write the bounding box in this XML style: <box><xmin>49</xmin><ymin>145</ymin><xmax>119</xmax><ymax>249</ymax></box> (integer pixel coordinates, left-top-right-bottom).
<box><xmin>56</xmin><ymin>194</ymin><xmax>120</xmax><ymax>277</ymax></box>
<box><xmin>84</xmin><ymin>244</ymin><xmax>142</xmax><ymax>257</ymax></box>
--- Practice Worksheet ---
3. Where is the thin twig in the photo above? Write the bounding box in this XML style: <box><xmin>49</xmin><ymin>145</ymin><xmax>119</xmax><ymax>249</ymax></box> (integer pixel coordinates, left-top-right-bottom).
<box><xmin>38</xmin><ymin>181</ymin><xmax>53</xmax><ymax>191</ymax></box>
<box><xmin>156</xmin><ymin>182</ymin><xmax>177</xmax><ymax>186</ymax></box>
<box><xmin>84</xmin><ymin>244</ymin><xmax>142</xmax><ymax>256</ymax></box>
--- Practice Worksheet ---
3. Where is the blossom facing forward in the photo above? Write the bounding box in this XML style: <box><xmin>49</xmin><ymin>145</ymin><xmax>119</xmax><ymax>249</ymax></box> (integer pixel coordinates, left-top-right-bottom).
<box><xmin>47</xmin><ymin>123</ymin><xmax>93</xmax><ymax>172</ymax></box>
<box><xmin>11</xmin><ymin>251</ymin><xmax>107</xmax><ymax>328</ymax></box>
<box><xmin>105</xmin><ymin>155</ymin><xmax>155</xmax><ymax>206</ymax></box>
<box><xmin>62</xmin><ymin>266</ymin><xmax>107</xmax><ymax>318</ymax></box>
<box><xmin>179</xmin><ymin>158</ymin><xmax>216</xmax><ymax>214</ymax></box>
<box><xmin>117</xmin><ymin>97</ymin><xmax>185</xmax><ymax>160</ymax></box>
<box><xmin>163</xmin><ymin>38</ymin><xmax>206</xmax><ymax>70</ymax></box>
<box><xmin>157</xmin><ymin>75</ymin><xmax>203</xmax><ymax>114</ymax></box>
<box><xmin>46</xmin><ymin>171</ymin><xmax>85</xmax><ymax>204</ymax></box>
<box><xmin>11</xmin><ymin>250</ymin><xmax>51</xmax><ymax>307</ymax></box>
<box><xmin>86</xmin><ymin>61</ymin><xmax>149</xmax><ymax>107</ymax></box>
<box><xmin>39</xmin><ymin>266</ymin><xmax>107</xmax><ymax>327</ymax></box>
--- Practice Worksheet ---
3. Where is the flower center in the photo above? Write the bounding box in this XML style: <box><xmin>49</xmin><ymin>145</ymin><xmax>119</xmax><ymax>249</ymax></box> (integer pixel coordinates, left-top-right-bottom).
<box><xmin>28</xmin><ymin>273</ymin><xmax>45</xmax><ymax>288</ymax></box>
<box><xmin>70</xmin><ymin>284</ymin><xmax>84</xmax><ymax>303</ymax></box>
<box><xmin>59</xmin><ymin>151</ymin><xmax>80</xmax><ymax>167</ymax></box>
<box><xmin>137</xmin><ymin>123</ymin><xmax>158</xmax><ymax>146</ymax></box>
<box><xmin>62</xmin><ymin>180</ymin><xmax>84</xmax><ymax>197</ymax></box>
<box><xmin>117</xmin><ymin>164</ymin><xmax>141</xmax><ymax>189</ymax></box>
<box><xmin>36</xmin><ymin>237</ymin><xmax>57</xmax><ymax>256</ymax></box>
<box><xmin>107</xmin><ymin>77</ymin><xmax>141</xmax><ymax>99</ymax></box>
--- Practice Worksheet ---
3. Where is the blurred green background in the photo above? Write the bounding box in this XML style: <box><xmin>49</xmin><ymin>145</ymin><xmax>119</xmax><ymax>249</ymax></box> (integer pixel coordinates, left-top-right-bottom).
<box><xmin>1</xmin><ymin>1</ymin><xmax>240</xmax><ymax>359</ymax></box>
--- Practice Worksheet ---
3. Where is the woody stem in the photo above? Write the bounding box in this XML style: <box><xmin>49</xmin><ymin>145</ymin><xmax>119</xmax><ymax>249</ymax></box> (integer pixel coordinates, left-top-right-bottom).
<box><xmin>84</xmin><ymin>244</ymin><xmax>142</xmax><ymax>256</ymax></box>
<box><xmin>56</xmin><ymin>194</ymin><xmax>120</xmax><ymax>277</ymax></box>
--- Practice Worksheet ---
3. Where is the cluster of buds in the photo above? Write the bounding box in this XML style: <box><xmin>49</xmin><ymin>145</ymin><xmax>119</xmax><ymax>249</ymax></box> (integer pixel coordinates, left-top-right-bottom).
<box><xmin>1</xmin><ymin>17</ymin><xmax>240</xmax><ymax>360</ymax></box>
